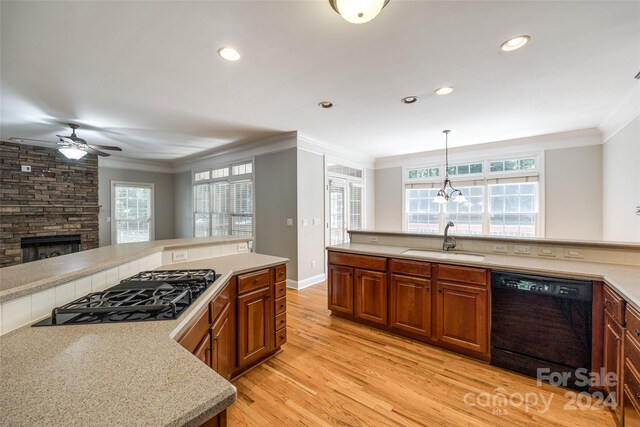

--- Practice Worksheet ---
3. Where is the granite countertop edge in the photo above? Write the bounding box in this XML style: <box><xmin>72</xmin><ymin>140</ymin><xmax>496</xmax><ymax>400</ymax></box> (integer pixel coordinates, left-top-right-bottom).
<box><xmin>327</xmin><ymin>243</ymin><xmax>640</xmax><ymax>311</ymax></box>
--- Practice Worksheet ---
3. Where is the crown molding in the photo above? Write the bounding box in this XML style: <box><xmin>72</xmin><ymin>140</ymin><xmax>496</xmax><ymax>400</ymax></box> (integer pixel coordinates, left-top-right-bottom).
<box><xmin>600</xmin><ymin>85</ymin><xmax>640</xmax><ymax>143</ymax></box>
<box><xmin>297</xmin><ymin>133</ymin><xmax>376</xmax><ymax>169</ymax></box>
<box><xmin>374</xmin><ymin>128</ymin><xmax>603</xmax><ymax>170</ymax></box>
<box><xmin>98</xmin><ymin>156</ymin><xmax>175</xmax><ymax>173</ymax></box>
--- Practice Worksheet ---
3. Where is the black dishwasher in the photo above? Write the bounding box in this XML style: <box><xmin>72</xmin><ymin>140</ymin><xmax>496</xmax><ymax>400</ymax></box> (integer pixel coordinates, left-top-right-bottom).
<box><xmin>491</xmin><ymin>271</ymin><xmax>592</xmax><ymax>391</ymax></box>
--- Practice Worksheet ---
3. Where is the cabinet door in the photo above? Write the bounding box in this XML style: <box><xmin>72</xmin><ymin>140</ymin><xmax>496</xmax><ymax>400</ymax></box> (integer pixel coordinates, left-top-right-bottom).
<box><xmin>390</xmin><ymin>274</ymin><xmax>431</xmax><ymax>337</ymax></box>
<box><xmin>211</xmin><ymin>304</ymin><xmax>231</xmax><ymax>380</ymax></box>
<box><xmin>328</xmin><ymin>265</ymin><xmax>354</xmax><ymax>315</ymax></box>
<box><xmin>237</xmin><ymin>286</ymin><xmax>272</xmax><ymax>368</ymax></box>
<box><xmin>436</xmin><ymin>282</ymin><xmax>488</xmax><ymax>354</ymax></box>
<box><xmin>604</xmin><ymin>312</ymin><xmax>623</xmax><ymax>420</ymax></box>
<box><xmin>194</xmin><ymin>333</ymin><xmax>211</xmax><ymax>367</ymax></box>
<box><xmin>355</xmin><ymin>269</ymin><xmax>387</xmax><ymax>325</ymax></box>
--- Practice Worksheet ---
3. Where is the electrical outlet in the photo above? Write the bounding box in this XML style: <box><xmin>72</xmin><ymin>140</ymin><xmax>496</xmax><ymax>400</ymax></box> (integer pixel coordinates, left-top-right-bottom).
<box><xmin>21</xmin><ymin>165</ymin><xmax>31</xmax><ymax>172</ymax></box>
<box><xmin>538</xmin><ymin>247</ymin><xmax>556</xmax><ymax>257</ymax></box>
<box><xmin>237</xmin><ymin>242</ymin><xmax>248</xmax><ymax>252</ymax></box>
<box><xmin>286</xmin><ymin>218</ymin><xmax>294</xmax><ymax>227</ymax></box>
<box><xmin>493</xmin><ymin>244</ymin><xmax>508</xmax><ymax>253</ymax></box>
<box><xmin>369</xmin><ymin>236</ymin><xmax>379</xmax><ymax>243</ymax></box>
<box><xmin>302</xmin><ymin>219</ymin><xmax>308</xmax><ymax>226</ymax></box>
<box><xmin>172</xmin><ymin>250</ymin><xmax>188</xmax><ymax>262</ymax></box>
<box><xmin>514</xmin><ymin>245</ymin><xmax>531</xmax><ymax>255</ymax></box>
<box><xmin>311</xmin><ymin>261</ymin><xmax>316</xmax><ymax>269</ymax></box>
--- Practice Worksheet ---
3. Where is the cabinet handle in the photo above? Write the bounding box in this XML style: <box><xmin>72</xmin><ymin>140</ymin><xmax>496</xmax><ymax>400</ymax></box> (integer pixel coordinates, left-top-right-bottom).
<box><xmin>425</xmin><ymin>287</ymin><xmax>430</xmax><ymax>291</ymax></box>
<box><xmin>437</xmin><ymin>288</ymin><xmax>442</xmax><ymax>293</ymax></box>
<box><xmin>635</xmin><ymin>329</ymin><xmax>640</xmax><ymax>337</ymax></box>
<box><xmin>254</xmin><ymin>278</ymin><xmax>259</xmax><ymax>284</ymax></box>
<box><xmin>604</xmin><ymin>299</ymin><xmax>611</xmax><ymax>306</ymax></box>
<box><xmin>616</xmin><ymin>336</ymin><xmax>622</xmax><ymax>342</ymax></box>
<box><xmin>266</xmin><ymin>295</ymin><xmax>271</xmax><ymax>299</ymax></box>
<box><xmin>636</xmin><ymin>393</ymin><xmax>640</xmax><ymax>401</ymax></box>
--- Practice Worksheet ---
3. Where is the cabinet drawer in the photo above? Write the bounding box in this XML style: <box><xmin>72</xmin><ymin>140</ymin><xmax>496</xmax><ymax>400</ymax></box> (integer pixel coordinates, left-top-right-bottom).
<box><xmin>275</xmin><ymin>281</ymin><xmax>287</xmax><ymax>299</ymax></box>
<box><xmin>328</xmin><ymin>251</ymin><xmax>387</xmax><ymax>271</ymax></box>
<box><xmin>604</xmin><ymin>285</ymin><xmax>625</xmax><ymax>325</ymax></box>
<box><xmin>275</xmin><ymin>312</ymin><xmax>286</xmax><ymax>331</ymax></box>
<box><xmin>178</xmin><ymin>307</ymin><xmax>210</xmax><ymax>354</ymax></box>
<box><xmin>390</xmin><ymin>258</ymin><xmax>431</xmax><ymax>278</ymax></box>
<box><xmin>209</xmin><ymin>283</ymin><xmax>230</xmax><ymax>323</ymax></box>
<box><xmin>624</xmin><ymin>361</ymin><xmax>640</xmax><ymax>408</ymax></box>
<box><xmin>276</xmin><ymin>328</ymin><xmax>287</xmax><ymax>347</ymax></box>
<box><xmin>627</xmin><ymin>305</ymin><xmax>640</xmax><ymax>338</ymax></box>
<box><xmin>437</xmin><ymin>264</ymin><xmax>487</xmax><ymax>286</ymax></box>
<box><xmin>238</xmin><ymin>269</ymin><xmax>270</xmax><ymax>294</ymax></box>
<box><xmin>627</xmin><ymin>328</ymin><xmax>640</xmax><ymax>374</ymax></box>
<box><xmin>275</xmin><ymin>296</ymin><xmax>287</xmax><ymax>315</ymax></box>
<box><xmin>275</xmin><ymin>265</ymin><xmax>287</xmax><ymax>283</ymax></box>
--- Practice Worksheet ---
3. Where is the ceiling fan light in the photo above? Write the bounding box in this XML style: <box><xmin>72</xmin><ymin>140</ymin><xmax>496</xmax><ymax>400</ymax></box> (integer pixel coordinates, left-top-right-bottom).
<box><xmin>59</xmin><ymin>147</ymin><xmax>87</xmax><ymax>160</ymax></box>
<box><xmin>332</xmin><ymin>0</ymin><xmax>387</xmax><ymax>24</ymax></box>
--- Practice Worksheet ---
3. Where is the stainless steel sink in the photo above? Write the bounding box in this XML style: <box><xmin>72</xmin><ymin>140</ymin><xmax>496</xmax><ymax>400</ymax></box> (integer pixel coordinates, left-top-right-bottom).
<box><xmin>401</xmin><ymin>249</ymin><xmax>485</xmax><ymax>262</ymax></box>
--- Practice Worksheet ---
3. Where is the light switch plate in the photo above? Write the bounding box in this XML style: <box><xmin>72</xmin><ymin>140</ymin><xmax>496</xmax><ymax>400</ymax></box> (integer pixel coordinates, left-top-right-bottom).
<box><xmin>286</xmin><ymin>218</ymin><xmax>294</xmax><ymax>227</ymax></box>
<box><xmin>21</xmin><ymin>165</ymin><xmax>31</xmax><ymax>172</ymax></box>
<box><xmin>313</xmin><ymin>218</ymin><xmax>321</xmax><ymax>226</ymax></box>
<box><xmin>237</xmin><ymin>242</ymin><xmax>248</xmax><ymax>252</ymax></box>
<box><xmin>172</xmin><ymin>250</ymin><xmax>188</xmax><ymax>262</ymax></box>
<box><xmin>302</xmin><ymin>219</ymin><xmax>308</xmax><ymax>226</ymax></box>
<box><xmin>492</xmin><ymin>244</ymin><xmax>508</xmax><ymax>253</ymax></box>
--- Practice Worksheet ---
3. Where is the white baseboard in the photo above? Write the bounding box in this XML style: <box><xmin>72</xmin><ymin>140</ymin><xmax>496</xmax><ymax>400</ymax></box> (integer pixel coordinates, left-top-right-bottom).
<box><xmin>286</xmin><ymin>273</ymin><xmax>326</xmax><ymax>290</ymax></box>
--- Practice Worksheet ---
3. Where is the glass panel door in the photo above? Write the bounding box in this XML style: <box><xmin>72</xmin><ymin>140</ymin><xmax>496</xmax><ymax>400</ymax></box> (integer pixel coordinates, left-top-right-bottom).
<box><xmin>112</xmin><ymin>182</ymin><xmax>154</xmax><ymax>244</ymax></box>
<box><xmin>329</xmin><ymin>179</ymin><xmax>347</xmax><ymax>245</ymax></box>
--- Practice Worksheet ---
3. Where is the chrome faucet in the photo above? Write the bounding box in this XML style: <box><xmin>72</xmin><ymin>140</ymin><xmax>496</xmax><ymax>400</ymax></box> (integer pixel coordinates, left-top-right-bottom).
<box><xmin>443</xmin><ymin>221</ymin><xmax>456</xmax><ymax>251</ymax></box>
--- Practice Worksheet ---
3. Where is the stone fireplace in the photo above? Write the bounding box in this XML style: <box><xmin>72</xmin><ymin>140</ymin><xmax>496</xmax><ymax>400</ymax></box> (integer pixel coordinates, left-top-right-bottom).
<box><xmin>0</xmin><ymin>141</ymin><xmax>99</xmax><ymax>267</ymax></box>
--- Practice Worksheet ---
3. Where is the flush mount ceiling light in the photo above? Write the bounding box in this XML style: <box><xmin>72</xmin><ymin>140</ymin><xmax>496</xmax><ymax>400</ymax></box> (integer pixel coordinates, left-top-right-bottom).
<box><xmin>328</xmin><ymin>0</ymin><xmax>390</xmax><ymax>24</ymax></box>
<box><xmin>434</xmin><ymin>130</ymin><xmax>467</xmax><ymax>204</ymax></box>
<box><xmin>435</xmin><ymin>87</ymin><xmax>454</xmax><ymax>96</ymax></box>
<box><xmin>401</xmin><ymin>96</ymin><xmax>418</xmax><ymax>104</ymax></box>
<box><xmin>217</xmin><ymin>47</ymin><xmax>241</xmax><ymax>61</ymax></box>
<box><xmin>318</xmin><ymin>101</ymin><xmax>334</xmax><ymax>108</ymax></box>
<box><xmin>500</xmin><ymin>35</ymin><xmax>530</xmax><ymax>52</ymax></box>
<box><xmin>58</xmin><ymin>146</ymin><xmax>87</xmax><ymax>160</ymax></box>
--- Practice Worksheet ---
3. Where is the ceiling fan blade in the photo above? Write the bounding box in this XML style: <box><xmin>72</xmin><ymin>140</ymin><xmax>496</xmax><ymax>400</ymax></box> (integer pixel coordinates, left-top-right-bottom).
<box><xmin>9</xmin><ymin>137</ymin><xmax>58</xmax><ymax>145</ymax></box>
<box><xmin>87</xmin><ymin>144</ymin><xmax>122</xmax><ymax>151</ymax></box>
<box><xmin>81</xmin><ymin>146</ymin><xmax>111</xmax><ymax>157</ymax></box>
<box><xmin>56</xmin><ymin>135</ymin><xmax>75</xmax><ymax>144</ymax></box>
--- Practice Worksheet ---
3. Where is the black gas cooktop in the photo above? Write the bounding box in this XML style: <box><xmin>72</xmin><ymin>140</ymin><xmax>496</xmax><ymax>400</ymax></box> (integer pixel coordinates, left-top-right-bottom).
<box><xmin>33</xmin><ymin>269</ymin><xmax>219</xmax><ymax>326</ymax></box>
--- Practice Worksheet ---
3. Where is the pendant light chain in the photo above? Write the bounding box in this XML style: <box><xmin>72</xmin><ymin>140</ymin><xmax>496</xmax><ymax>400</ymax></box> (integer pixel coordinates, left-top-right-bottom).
<box><xmin>433</xmin><ymin>130</ymin><xmax>467</xmax><ymax>204</ymax></box>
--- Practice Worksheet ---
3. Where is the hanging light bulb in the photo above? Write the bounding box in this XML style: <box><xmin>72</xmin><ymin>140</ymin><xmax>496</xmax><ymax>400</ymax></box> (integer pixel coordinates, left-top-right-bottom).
<box><xmin>432</xmin><ymin>130</ymin><xmax>465</xmax><ymax>204</ymax></box>
<box><xmin>59</xmin><ymin>146</ymin><xmax>87</xmax><ymax>160</ymax></box>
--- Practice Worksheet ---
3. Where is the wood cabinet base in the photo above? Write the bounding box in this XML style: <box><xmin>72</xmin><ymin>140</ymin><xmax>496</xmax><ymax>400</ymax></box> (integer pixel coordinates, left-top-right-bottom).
<box><xmin>200</xmin><ymin>409</ymin><xmax>227</xmax><ymax>427</ymax></box>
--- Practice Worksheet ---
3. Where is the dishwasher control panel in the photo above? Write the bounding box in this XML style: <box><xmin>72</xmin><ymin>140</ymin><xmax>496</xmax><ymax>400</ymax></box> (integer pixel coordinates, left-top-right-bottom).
<box><xmin>492</xmin><ymin>271</ymin><xmax>592</xmax><ymax>301</ymax></box>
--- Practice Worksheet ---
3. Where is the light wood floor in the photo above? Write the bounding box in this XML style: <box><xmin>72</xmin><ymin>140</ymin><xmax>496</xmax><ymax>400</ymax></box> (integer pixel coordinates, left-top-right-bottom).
<box><xmin>228</xmin><ymin>282</ymin><xmax>613</xmax><ymax>426</ymax></box>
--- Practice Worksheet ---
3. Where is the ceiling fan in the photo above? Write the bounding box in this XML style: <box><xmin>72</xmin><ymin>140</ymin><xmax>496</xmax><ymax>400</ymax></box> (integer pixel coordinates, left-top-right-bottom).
<box><xmin>9</xmin><ymin>123</ymin><xmax>122</xmax><ymax>159</ymax></box>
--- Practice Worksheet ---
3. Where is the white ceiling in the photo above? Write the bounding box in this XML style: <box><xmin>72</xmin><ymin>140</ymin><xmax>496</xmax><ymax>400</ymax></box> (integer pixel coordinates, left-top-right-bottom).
<box><xmin>1</xmin><ymin>1</ymin><xmax>638</xmax><ymax>162</ymax></box>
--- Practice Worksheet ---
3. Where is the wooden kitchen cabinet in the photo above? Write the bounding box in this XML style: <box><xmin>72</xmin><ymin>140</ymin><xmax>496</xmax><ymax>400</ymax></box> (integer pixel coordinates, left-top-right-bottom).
<box><xmin>355</xmin><ymin>269</ymin><xmax>387</xmax><ymax>325</ymax></box>
<box><xmin>194</xmin><ymin>333</ymin><xmax>212</xmax><ymax>367</ymax></box>
<box><xmin>237</xmin><ymin>285</ymin><xmax>273</xmax><ymax>368</ymax></box>
<box><xmin>604</xmin><ymin>311</ymin><xmax>623</xmax><ymax>421</ymax></box>
<box><xmin>390</xmin><ymin>273</ymin><xmax>432</xmax><ymax>337</ymax></box>
<box><xmin>328</xmin><ymin>264</ymin><xmax>354</xmax><ymax>315</ymax></box>
<box><xmin>436</xmin><ymin>281</ymin><xmax>488</xmax><ymax>355</ymax></box>
<box><xmin>211</xmin><ymin>304</ymin><xmax>231</xmax><ymax>380</ymax></box>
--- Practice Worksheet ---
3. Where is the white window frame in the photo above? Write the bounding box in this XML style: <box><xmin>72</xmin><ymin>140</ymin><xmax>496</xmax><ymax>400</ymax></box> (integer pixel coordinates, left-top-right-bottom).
<box><xmin>402</xmin><ymin>152</ymin><xmax>545</xmax><ymax>237</ymax></box>
<box><xmin>110</xmin><ymin>180</ymin><xmax>155</xmax><ymax>244</ymax></box>
<box><xmin>192</xmin><ymin>160</ymin><xmax>255</xmax><ymax>238</ymax></box>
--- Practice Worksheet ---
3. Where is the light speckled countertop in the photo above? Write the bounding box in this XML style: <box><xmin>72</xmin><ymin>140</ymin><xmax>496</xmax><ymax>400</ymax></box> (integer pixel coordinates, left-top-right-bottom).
<box><xmin>0</xmin><ymin>236</ymin><xmax>251</xmax><ymax>302</ymax></box>
<box><xmin>328</xmin><ymin>243</ymin><xmax>640</xmax><ymax>310</ymax></box>
<box><xmin>0</xmin><ymin>252</ymin><xmax>288</xmax><ymax>427</ymax></box>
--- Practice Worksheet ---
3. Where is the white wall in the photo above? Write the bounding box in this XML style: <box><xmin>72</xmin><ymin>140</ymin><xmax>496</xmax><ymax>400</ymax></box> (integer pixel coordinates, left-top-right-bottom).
<box><xmin>365</xmin><ymin>168</ymin><xmax>375</xmax><ymax>229</ymax></box>
<box><xmin>174</xmin><ymin>171</ymin><xmax>193</xmax><ymax>239</ymax></box>
<box><xmin>603</xmin><ymin>116</ymin><xmax>640</xmax><ymax>242</ymax></box>
<box><xmin>296</xmin><ymin>149</ymin><xmax>325</xmax><ymax>282</ymax></box>
<box><xmin>545</xmin><ymin>145</ymin><xmax>602</xmax><ymax>240</ymax></box>
<box><xmin>374</xmin><ymin>167</ymin><xmax>403</xmax><ymax>231</ymax></box>
<box><xmin>254</xmin><ymin>148</ymin><xmax>299</xmax><ymax>280</ymax></box>
<box><xmin>98</xmin><ymin>167</ymin><xmax>175</xmax><ymax>246</ymax></box>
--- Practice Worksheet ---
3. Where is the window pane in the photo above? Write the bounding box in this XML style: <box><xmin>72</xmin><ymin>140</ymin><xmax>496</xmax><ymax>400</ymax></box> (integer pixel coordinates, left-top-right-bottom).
<box><xmin>489</xmin><ymin>183</ymin><xmax>538</xmax><ymax>237</ymax></box>
<box><xmin>405</xmin><ymin>188</ymin><xmax>440</xmax><ymax>233</ymax></box>
<box><xmin>490</xmin><ymin>161</ymin><xmax>504</xmax><ymax>172</ymax></box>
<box><xmin>470</xmin><ymin>163</ymin><xmax>483</xmax><ymax>174</ymax></box>
<box><xmin>194</xmin><ymin>171</ymin><xmax>210</xmax><ymax>182</ymax></box>
<box><xmin>446</xmin><ymin>186</ymin><xmax>484</xmax><ymax>235</ymax></box>
<box><xmin>114</xmin><ymin>184</ymin><xmax>152</xmax><ymax>244</ymax></box>
<box><xmin>330</xmin><ymin>181</ymin><xmax>346</xmax><ymax>245</ymax></box>
<box><xmin>407</xmin><ymin>167</ymin><xmax>439</xmax><ymax>179</ymax></box>
<box><xmin>349</xmin><ymin>184</ymin><xmax>362</xmax><ymax>231</ymax></box>
<box><xmin>212</xmin><ymin>181</ymin><xmax>230</xmax><ymax>236</ymax></box>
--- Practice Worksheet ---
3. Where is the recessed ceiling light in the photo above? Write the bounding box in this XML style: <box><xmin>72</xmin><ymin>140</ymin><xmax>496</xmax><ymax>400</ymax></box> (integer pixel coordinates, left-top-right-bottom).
<box><xmin>401</xmin><ymin>96</ymin><xmax>418</xmax><ymax>104</ymax></box>
<box><xmin>500</xmin><ymin>35</ymin><xmax>530</xmax><ymax>52</ymax></box>
<box><xmin>435</xmin><ymin>87</ymin><xmax>454</xmax><ymax>96</ymax></box>
<box><xmin>217</xmin><ymin>47</ymin><xmax>241</xmax><ymax>61</ymax></box>
<box><xmin>318</xmin><ymin>101</ymin><xmax>334</xmax><ymax>109</ymax></box>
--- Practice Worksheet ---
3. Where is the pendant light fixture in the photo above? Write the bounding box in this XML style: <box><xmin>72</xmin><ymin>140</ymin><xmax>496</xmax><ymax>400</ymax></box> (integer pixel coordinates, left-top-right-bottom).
<box><xmin>328</xmin><ymin>0</ymin><xmax>390</xmax><ymax>24</ymax></box>
<box><xmin>433</xmin><ymin>130</ymin><xmax>467</xmax><ymax>204</ymax></box>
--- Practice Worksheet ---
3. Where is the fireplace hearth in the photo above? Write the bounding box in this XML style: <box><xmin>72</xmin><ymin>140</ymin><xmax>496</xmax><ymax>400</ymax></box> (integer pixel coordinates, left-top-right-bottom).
<box><xmin>21</xmin><ymin>235</ymin><xmax>81</xmax><ymax>263</ymax></box>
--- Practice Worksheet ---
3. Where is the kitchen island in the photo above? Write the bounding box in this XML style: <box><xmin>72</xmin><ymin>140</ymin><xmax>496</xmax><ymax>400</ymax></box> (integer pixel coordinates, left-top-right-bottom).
<box><xmin>0</xmin><ymin>238</ymin><xmax>288</xmax><ymax>427</ymax></box>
